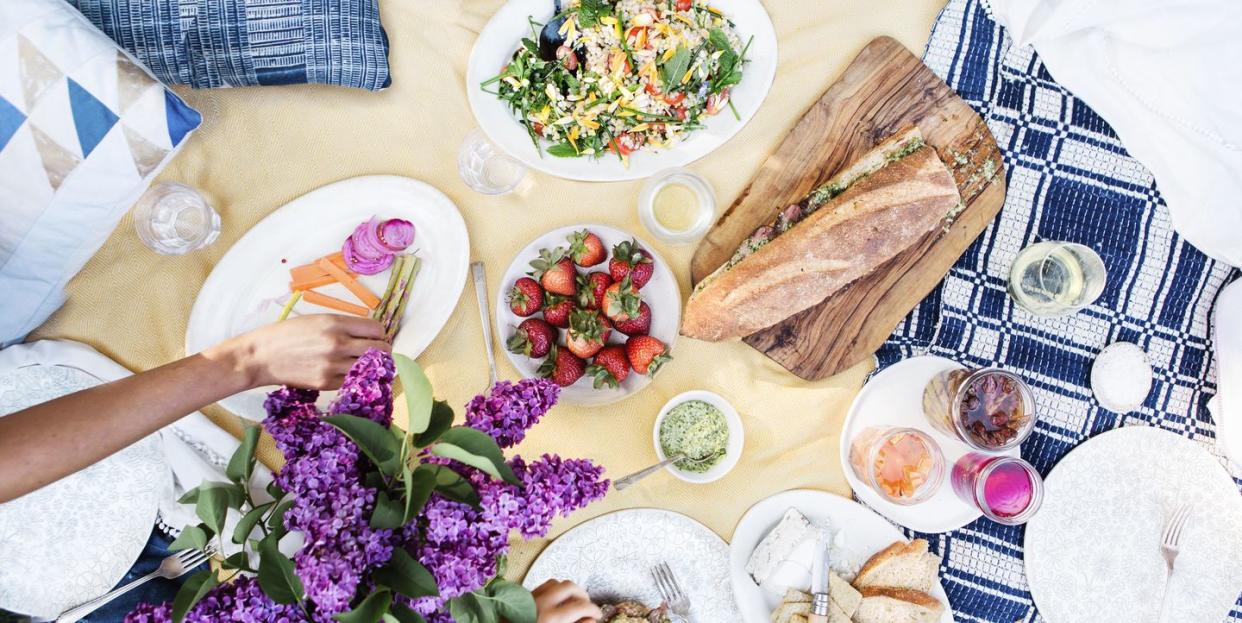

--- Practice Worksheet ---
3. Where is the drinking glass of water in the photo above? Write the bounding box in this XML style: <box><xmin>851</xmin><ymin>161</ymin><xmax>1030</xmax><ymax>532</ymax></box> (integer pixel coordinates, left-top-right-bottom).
<box><xmin>132</xmin><ymin>182</ymin><xmax>220</xmax><ymax>255</ymax></box>
<box><xmin>457</xmin><ymin>129</ymin><xmax>527</xmax><ymax>195</ymax></box>
<box><xmin>1008</xmin><ymin>241</ymin><xmax>1107</xmax><ymax>316</ymax></box>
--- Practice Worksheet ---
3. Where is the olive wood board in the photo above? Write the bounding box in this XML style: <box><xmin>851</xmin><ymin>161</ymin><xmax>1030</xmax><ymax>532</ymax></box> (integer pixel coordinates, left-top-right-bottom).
<box><xmin>689</xmin><ymin>36</ymin><xmax>1006</xmax><ymax>381</ymax></box>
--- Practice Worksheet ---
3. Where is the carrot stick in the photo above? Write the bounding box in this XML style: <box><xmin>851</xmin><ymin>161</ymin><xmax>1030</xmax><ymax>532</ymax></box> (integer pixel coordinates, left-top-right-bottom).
<box><xmin>289</xmin><ymin>274</ymin><xmax>338</xmax><ymax>291</ymax></box>
<box><xmin>288</xmin><ymin>253</ymin><xmax>352</xmax><ymax>282</ymax></box>
<box><xmin>317</xmin><ymin>257</ymin><xmax>380</xmax><ymax>309</ymax></box>
<box><xmin>302</xmin><ymin>290</ymin><xmax>371</xmax><ymax>317</ymax></box>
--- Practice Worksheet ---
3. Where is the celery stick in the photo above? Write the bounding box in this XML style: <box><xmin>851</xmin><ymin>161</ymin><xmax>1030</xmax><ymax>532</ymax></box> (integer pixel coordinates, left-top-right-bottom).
<box><xmin>277</xmin><ymin>291</ymin><xmax>302</xmax><ymax>321</ymax></box>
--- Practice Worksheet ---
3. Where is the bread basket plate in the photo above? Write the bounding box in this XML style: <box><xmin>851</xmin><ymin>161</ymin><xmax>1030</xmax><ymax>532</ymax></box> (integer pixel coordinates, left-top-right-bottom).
<box><xmin>466</xmin><ymin>0</ymin><xmax>777</xmax><ymax>182</ymax></box>
<box><xmin>729</xmin><ymin>489</ymin><xmax>954</xmax><ymax>623</ymax></box>
<box><xmin>495</xmin><ymin>224</ymin><xmax>680</xmax><ymax>406</ymax></box>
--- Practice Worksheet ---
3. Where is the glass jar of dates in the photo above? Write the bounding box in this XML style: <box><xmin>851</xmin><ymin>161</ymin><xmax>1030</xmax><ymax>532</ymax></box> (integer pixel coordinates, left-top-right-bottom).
<box><xmin>923</xmin><ymin>367</ymin><xmax>1036</xmax><ymax>452</ymax></box>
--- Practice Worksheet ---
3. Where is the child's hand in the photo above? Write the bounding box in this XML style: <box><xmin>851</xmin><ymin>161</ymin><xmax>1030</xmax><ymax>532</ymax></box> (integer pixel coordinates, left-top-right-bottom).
<box><xmin>532</xmin><ymin>579</ymin><xmax>602</xmax><ymax>623</ymax></box>
<box><xmin>207</xmin><ymin>314</ymin><xmax>391</xmax><ymax>390</ymax></box>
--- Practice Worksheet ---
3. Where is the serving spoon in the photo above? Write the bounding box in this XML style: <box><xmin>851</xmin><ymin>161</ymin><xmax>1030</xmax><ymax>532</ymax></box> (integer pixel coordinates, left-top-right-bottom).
<box><xmin>614</xmin><ymin>451</ymin><xmax>725</xmax><ymax>490</ymax></box>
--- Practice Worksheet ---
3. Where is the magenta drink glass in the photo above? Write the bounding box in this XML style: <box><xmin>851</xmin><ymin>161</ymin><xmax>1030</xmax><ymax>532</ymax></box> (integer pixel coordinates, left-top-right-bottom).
<box><xmin>951</xmin><ymin>454</ymin><xmax>1044</xmax><ymax>525</ymax></box>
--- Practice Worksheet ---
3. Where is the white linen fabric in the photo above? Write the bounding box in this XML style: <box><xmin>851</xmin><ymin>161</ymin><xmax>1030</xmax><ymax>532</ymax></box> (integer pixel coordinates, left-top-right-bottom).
<box><xmin>0</xmin><ymin>340</ymin><xmax>268</xmax><ymax>619</ymax></box>
<box><xmin>986</xmin><ymin>0</ymin><xmax>1242</xmax><ymax>268</ymax></box>
<box><xmin>1212</xmin><ymin>279</ymin><xmax>1242</xmax><ymax>468</ymax></box>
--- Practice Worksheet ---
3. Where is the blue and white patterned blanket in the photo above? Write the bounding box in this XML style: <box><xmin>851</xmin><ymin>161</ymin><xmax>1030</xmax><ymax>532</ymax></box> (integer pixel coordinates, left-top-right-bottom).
<box><xmin>875</xmin><ymin>0</ymin><xmax>1242</xmax><ymax>621</ymax></box>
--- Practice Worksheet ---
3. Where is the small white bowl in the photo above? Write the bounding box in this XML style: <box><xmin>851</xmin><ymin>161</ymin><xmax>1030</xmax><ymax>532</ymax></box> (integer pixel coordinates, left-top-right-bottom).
<box><xmin>652</xmin><ymin>390</ymin><xmax>745</xmax><ymax>484</ymax></box>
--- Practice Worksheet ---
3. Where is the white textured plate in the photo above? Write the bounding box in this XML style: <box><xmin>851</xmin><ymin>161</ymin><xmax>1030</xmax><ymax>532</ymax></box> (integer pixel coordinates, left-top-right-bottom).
<box><xmin>729</xmin><ymin>489</ymin><xmax>954</xmax><ymax>623</ymax></box>
<box><xmin>524</xmin><ymin>508</ymin><xmax>740</xmax><ymax>619</ymax></box>
<box><xmin>466</xmin><ymin>0</ymin><xmax>778</xmax><ymax>182</ymax></box>
<box><xmin>495</xmin><ymin>224</ymin><xmax>679</xmax><ymax>406</ymax></box>
<box><xmin>186</xmin><ymin>175</ymin><xmax>470</xmax><ymax>421</ymax></box>
<box><xmin>839</xmin><ymin>355</ymin><xmax>1020</xmax><ymax>532</ymax></box>
<box><xmin>1025</xmin><ymin>426</ymin><xmax>1242</xmax><ymax>623</ymax></box>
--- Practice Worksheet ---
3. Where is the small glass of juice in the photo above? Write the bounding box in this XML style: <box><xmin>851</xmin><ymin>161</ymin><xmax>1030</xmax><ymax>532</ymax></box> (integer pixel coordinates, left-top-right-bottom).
<box><xmin>637</xmin><ymin>168</ymin><xmax>715</xmax><ymax>244</ymax></box>
<box><xmin>849</xmin><ymin>427</ymin><xmax>945</xmax><ymax>505</ymax></box>
<box><xmin>951</xmin><ymin>454</ymin><xmax>1043</xmax><ymax>524</ymax></box>
<box><xmin>923</xmin><ymin>367</ymin><xmax>1037</xmax><ymax>452</ymax></box>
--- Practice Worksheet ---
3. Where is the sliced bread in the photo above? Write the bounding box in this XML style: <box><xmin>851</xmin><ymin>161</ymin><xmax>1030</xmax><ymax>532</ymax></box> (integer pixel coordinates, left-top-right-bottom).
<box><xmin>852</xmin><ymin>539</ymin><xmax>940</xmax><ymax>593</ymax></box>
<box><xmin>852</xmin><ymin>587</ymin><xmax>945</xmax><ymax>623</ymax></box>
<box><xmin>829</xmin><ymin>572</ymin><xmax>862</xmax><ymax>616</ymax></box>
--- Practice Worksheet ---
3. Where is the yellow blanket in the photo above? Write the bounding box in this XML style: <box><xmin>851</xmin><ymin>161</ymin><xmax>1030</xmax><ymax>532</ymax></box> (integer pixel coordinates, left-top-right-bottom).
<box><xmin>30</xmin><ymin>0</ymin><xmax>945</xmax><ymax>578</ymax></box>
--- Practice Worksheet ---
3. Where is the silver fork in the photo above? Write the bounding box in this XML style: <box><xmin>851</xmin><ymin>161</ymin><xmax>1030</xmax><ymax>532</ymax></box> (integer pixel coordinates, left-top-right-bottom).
<box><xmin>652</xmin><ymin>561</ymin><xmax>692</xmax><ymax>622</ymax></box>
<box><xmin>1156</xmin><ymin>503</ymin><xmax>1193</xmax><ymax>623</ymax></box>
<box><xmin>56</xmin><ymin>544</ymin><xmax>217</xmax><ymax>622</ymax></box>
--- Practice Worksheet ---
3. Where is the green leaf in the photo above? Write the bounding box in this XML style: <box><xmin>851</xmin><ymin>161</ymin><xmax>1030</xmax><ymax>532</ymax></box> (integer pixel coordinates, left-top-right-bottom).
<box><xmin>414</xmin><ymin>401</ymin><xmax>455</xmax><ymax>447</ymax></box>
<box><xmin>266</xmin><ymin>480</ymin><xmax>285</xmax><ymax>499</ymax></box>
<box><xmin>403</xmin><ymin>465</ymin><xmax>436</xmax><ymax>523</ymax></box>
<box><xmin>226</xmin><ymin>423</ymin><xmax>262</xmax><ymax>483</ymax></box>
<box><xmin>394</xmin><ymin>354</ymin><xmax>433</xmax><ymax>435</ymax></box>
<box><xmin>371</xmin><ymin>491</ymin><xmax>405</xmax><ymax>530</ymax></box>
<box><xmin>172</xmin><ymin>570</ymin><xmax>219</xmax><ymax>623</ymax></box>
<box><xmin>223</xmin><ymin>551</ymin><xmax>254</xmax><ymax>572</ymax></box>
<box><xmin>374</xmin><ymin>548</ymin><xmax>439</xmax><ymax>599</ymax></box>
<box><xmin>233</xmin><ymin>501</ymin><xmax>274</xmax><ymax>544</ymax></box>
<box><xmin>429</xmin><ymin>428</ymin><xmax>520</xmax><ymax>485</ymax></box>
<box><xmin>545</xmin><ymin>142</ymin><xmax>580</xmax><ymax>158</ymax></box>
<box><xmin>257</xmin><ymin>533</ymin><xmax>304</xmax><ymax>604</ymax></box>
<box><xmin>481</xmin><ymin>580</ymin><xmax>537</xmax><ymax>623</ymax></box>
<box><xmin>332</xmin><ymin>590</ymin><xmax>392</xmax><ymax>623</ymax></box>
<box><xmin>325</xmin><ymin>414</ymin><xmax>402</xmax><ymax>476</ymax></box>
<box><xmin>708</xmin><ymin>28</ymin><xmax>731</xmax><ymax>51</ymax></box>
<box><xmin>449</xmin><ymin>594</ymin><xmax>498</xmax><ymax>623</ymax></box>
<box><xmin>425</xmin><ymin>465</ymin><xmax>479</xmax><ymax>506</ymax></box>
<box><xmin>195</xmin><ymin>485</ymin><xmax>230</xmax><ymax>536</ymax></box>
<box><xmin>660</xmin><ymin>45</ymin><xmax>692</xmax><ymax>91</ymax></box>
<box><xmin>180</xmin><ymin>481</ymin><xmax>245</xmax><ymax>508</ymax></box>
<box><xmin>267</xmin><ymin>499</ymin><xmax>293</xmax><ymax>539</ymax></box>
<box><xmin>169</xmin><ymin>524</ymin><xmax>209</xmax><ymax>552</ymax></box>
<box><xmin>389</xmin><ymin>603</ymin><xmax>427</xmax><ymax>623</ymax></box>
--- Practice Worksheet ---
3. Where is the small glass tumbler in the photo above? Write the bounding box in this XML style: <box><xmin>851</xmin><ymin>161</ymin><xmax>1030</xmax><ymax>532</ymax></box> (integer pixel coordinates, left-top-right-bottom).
<box><xmin>637</xmin><ymin>168</ymin><xmax>715</xmax><ymax>245</ymax></box>
<box><xmin>848</xmin><ymin>426</ymin><xmax>945</xmax><ymax>505</ymax></box>
<box><xmin>1008</xmin><ymin>241</ymin><xmax>1107</xmax><ymax>316</ymax></box>
<box><xmin>132</xmin><ymin>182</ymin><xmax>220</xmax><ymax>255</ymax></box>
<box><xmin>458</xmin><ymin>129</ymin><xmax>528</xmax><ymax>195</ymax></box>
<box><xmin>951</xmin><ymin>453</ymin><xmax>1044</xmax><ymax>525</ymax></box>
<box><xmin>923</xmin><ymin>367</ymin><xmax>1037</xmax><ymax>453</ymax></box>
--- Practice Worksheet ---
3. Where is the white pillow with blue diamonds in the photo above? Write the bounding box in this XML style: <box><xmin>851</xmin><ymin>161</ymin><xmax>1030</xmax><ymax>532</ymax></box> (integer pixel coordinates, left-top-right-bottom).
<box><xmin>0</xmin><ymin>0</ymin><xmax>201</xmax><ymax>346</ymax></box>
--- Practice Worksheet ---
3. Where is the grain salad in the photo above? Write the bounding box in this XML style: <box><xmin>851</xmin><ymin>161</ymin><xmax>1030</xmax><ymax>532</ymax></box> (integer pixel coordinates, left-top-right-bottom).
<box><xmin>482</xmin><ymin>0</ymin><xmax>751</xmax><ymax>164</ymax></box>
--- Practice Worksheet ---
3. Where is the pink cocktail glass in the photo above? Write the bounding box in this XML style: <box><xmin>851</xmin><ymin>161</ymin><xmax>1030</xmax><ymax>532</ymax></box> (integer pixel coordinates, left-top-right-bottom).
<box><xmin>951</xmin><ymin>453</ymin><xmax>1043</xmax><ymax>525</ymax></box>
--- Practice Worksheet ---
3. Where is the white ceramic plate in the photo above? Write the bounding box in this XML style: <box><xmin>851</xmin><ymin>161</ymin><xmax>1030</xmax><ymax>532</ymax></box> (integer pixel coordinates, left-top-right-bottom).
<box><xmin>466</xmin><ymin>0</ymin><xmax>778</xmax><ymax>182</ymax></box>
<box><xmin>495</xmin><ymin>224</ymin><xmax>680</xmax><ymax>406</ymax></box>
<box><xmin>729</xmin><ymin>489</ymin><xmax>955</xmax><ymax>623</ymax></box>
<box><xmin>186</xmin><ymin>175</ymin><xmax>470</xmax><ymax>421</ymax></box>
<box><xmin>1025</xmin><ymin>426</ymin><xmax>1242</xmax><ymax>623</ymax></box>
<box><xmin>524</xmin><ymin>508</ymin><xmax>740</xmax><ymax>620</ymax></box>
<box><xmin>839</xmin><ymin>355</ymin><xmax>1019</xmax><ymax>533</ymax></box>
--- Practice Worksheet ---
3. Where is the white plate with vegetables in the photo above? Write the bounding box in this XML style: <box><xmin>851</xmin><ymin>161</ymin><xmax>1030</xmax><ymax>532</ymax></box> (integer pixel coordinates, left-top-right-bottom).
<box><xmin>467</xmin><ymin>0</ymin><xmax>778</xmax><ymax>182</ymax></box>
<box><xmin>185</xmin><ymin>175</ymin><xmax>470</xmax><ymax>421</ymax></box>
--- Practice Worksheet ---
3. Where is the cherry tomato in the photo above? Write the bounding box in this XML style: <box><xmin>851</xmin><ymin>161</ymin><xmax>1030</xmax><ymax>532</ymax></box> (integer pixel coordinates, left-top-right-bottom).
<box><xmin>645</xmin><ymin>82</ymin><xmax>662</xmax><ymax>96</ymax></box>
<box><xmin>532</xmin><ymin>121</ymin><xmax>545</xmax><ymax>136</ymax></box>
<box><xmin>675</xmin><ymin>0</ymin><xmax>693</xmax><ymax>10</ymax></box>
<box><xmin>672</xmin><ymin>106</ymin><xmax>687</xmax><ymax>121</ymax></box>
<box><xmin>663</xmin><ymin>91</ymin><xmax>686</xmax><ymax>106</ymax></box>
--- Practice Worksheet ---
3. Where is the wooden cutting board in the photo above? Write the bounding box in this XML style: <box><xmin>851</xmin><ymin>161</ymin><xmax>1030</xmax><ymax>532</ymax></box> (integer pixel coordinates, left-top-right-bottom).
<box><xmin>689</xmin><ymin>36</ymin><xmax>1006</xmax><ymax>381</ymax></box>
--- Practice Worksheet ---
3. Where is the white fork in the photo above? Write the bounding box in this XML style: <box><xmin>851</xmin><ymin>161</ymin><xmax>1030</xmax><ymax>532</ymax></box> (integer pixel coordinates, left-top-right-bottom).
<box><xmin>56</xmin><ymin>543</ymin><xmax>217</xmax><ymax>622</ymax></box>
<box><xmin>1155</xmin><ymin>503</ymin><xmax>1193</xmax><ymax>623</ymax></box>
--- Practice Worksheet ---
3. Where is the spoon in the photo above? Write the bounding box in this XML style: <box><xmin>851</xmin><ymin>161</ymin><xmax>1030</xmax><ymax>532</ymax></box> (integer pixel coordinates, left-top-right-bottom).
<box><xmin>614</xmin><ymin>451</ymin><xmax>725</xmax><ymax>490</ymax></box>
<box><xmin>537</xmin><ymin>0</ymin><xmax>566</xmax><ymax>61</ymax></box>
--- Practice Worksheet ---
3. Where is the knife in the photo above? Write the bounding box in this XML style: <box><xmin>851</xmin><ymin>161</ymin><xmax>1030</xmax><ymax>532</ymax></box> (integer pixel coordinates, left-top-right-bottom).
<box><xmin>809</xmin><ymin>526</ymin><xmax>832</xmax><ymax>623</ymax></box>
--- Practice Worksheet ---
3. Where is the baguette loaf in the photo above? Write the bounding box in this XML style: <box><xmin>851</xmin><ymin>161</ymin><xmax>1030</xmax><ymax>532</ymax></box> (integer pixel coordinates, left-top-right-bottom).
<box><xmin>681</xmin><ymin>129</ymin><xmax>961</xmax><ymax>342</ymax></box>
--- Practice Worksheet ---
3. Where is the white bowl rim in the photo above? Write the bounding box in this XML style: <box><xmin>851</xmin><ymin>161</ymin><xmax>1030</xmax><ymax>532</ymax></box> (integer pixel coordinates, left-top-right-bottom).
<box><xmin>652</xmin><ymin>389</ymin><xmax>744</xmax><ymax>484</ymax></box>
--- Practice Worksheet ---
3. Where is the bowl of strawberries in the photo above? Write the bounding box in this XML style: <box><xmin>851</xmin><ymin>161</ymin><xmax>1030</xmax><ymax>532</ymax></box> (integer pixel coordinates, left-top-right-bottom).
<box><xmin>496</xmin><ymin>224</ymin><xmax>680</xmax><ymax>406</ymax></box>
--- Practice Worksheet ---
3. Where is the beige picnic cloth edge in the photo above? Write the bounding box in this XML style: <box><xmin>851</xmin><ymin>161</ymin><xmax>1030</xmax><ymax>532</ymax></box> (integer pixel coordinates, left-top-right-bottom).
<box><xmin>29</xmin><ymin>0</ymin><xmax>948</xmax><ymax>580</ymax></box>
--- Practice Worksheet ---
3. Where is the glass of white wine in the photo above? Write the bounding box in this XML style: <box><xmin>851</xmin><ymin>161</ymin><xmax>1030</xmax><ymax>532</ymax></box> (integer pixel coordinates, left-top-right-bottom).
<box><xmin>1008</xmin><ymin>241</ymin><xmax>1107</xmax><ymax>316</ymax></box>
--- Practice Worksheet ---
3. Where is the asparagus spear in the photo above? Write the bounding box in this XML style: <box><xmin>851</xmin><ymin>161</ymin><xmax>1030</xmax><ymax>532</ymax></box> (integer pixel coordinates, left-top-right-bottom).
<box><xmin>372</xmin><ymin>255</ymin><xmax>406</xmax><ymax>321</ymax></box>
<box><xmin>383</xmin><ymin>257</ymin><xmax>422</xmax><ymax>339</ymax></box>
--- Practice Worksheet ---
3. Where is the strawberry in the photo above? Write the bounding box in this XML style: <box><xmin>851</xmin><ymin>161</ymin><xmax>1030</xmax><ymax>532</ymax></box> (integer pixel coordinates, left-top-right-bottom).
<box><xmin>608</xmin><ymin>239</ymin><xmax>655</xmax><ymax>289</ymax></box>
<box><xmin>626</xmin><ymin>335</ymin><xmax>671</xmax><ymax>377</ymax></box>
<box><xmin>567</xmin><ymin>229</ymin><xmax>607</xmax><ymax>267</ymax></box>
<box><xmin>602</xmin><ymin>277</ymin><xmax>642</xmax><ymax>322</ymax></box>
<box><xmin>506</xmin><ymin>277</ymin><xmax>544</xmax><ymax>317</ymax></box>
<box><xmin>586</xmin><ymin>345</ymin><xmax>631</xmax><ymax>389</ymax></box>
<box><xmin>506</xmin><ymin>318</ymin><xmax>555</xmax><ymax>359</ymax></box>
<box><xmin>576</xmin><ymin>271</ymin><xmax>613</xmax><ymax>310</ymax></box>
<box><xmin>566</xmin><ymin>309</ymin><xmax>610</xmax><ymax>359</ymax></box>
<box><xmin>542</xmin><ymin>295</ymin><xmax>574</xmax><ymax>328</ymax></box>
<box><xmin>529</xmin><ymin>247</ymin><xmax>577</xmax><ymax>296</ymax></box>
<box><xmin>613</xmin><ymin>301</ymin><xmax>651</xmax><ymax>336</ymax></box>
<box><xmin>538</xmin><ymin>345</ymin><xmax>585</xmax><ymax>387</ymax></box>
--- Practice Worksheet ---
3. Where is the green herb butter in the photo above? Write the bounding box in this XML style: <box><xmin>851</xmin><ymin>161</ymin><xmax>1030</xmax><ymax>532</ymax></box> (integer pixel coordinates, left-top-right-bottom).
<box><xmin>659</xmin><ymin>400</ymin><xmax>729</xmax><ymax>473</ymax></box>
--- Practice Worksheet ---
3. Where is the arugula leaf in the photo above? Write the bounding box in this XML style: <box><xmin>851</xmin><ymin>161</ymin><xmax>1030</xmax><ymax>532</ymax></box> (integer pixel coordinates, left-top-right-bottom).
<box><xmin>545</xmin><ymin>142</ymin><xmax>580</xmax><ymax>158</ymax></box>
<box><xmin>574</xmin><ymin>0</ymin><xmax>612</xmax><ymax>28</ymax></box>
<box><xmin>708</xmin><ymin>28</ymin><xmax>732</xmax><ymax>52</ymax></box>
<box><xmin>660</xmin><ymin>46</ymin><xmax>692</xmax><ymax>91</ymax></box>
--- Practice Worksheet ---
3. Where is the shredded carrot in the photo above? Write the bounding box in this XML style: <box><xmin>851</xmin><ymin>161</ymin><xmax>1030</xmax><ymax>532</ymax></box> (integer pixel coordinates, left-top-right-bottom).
<box><xmin>317</xmin><ymin>257</ymin><xmax>379</xmax><ymax>309</ymax></box>
<box><xmin>302</xmin><ymin>290</ymin><xmax>370</xmax><ymax>317</ymax></box>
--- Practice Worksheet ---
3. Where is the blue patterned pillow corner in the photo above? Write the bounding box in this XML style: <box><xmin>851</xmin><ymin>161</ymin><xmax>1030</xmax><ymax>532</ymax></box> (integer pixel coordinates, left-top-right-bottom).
<box><xmin>0</xmin><ymin>0</ymin><xmax>201</xmax><ymax>346</ymax></box>
<box><xmin>69</xmin><ymin>0</ymin><xmax>391</xmax><ymax>91</ymax></box>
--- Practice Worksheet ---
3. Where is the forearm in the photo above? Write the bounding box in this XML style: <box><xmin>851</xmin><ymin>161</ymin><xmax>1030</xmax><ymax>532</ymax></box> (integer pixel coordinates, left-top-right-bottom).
<box><xmin>0</xmin><ymin>344</ymin><xmax>253</xmax><ymax>504</ymax></box>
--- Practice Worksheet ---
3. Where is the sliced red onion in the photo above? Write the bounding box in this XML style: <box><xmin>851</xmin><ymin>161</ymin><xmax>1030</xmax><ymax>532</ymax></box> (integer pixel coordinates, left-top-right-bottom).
<box><xmin>349</xmin><ymin>217</ymin><xmax>391</xmax><ymax>261</ymax></box>
<box><xmin>342</xmin><ymin>237</ymin><xmax>394</xmax><ymax>275</ymax></box>
<box><xmin>377</xmin><ymin>218</ymin><xmax>415</xmax><ymax>252</ymax></box>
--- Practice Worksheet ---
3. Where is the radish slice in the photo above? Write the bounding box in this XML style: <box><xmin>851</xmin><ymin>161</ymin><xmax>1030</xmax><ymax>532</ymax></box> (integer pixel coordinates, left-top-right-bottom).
<box><xmin>377</xmin><ymin>218</ymin><xmax>415</xmax><ymax>252</ymax></box>
<box><xmin>342</xmin><ymin>237</ymin><xmax>395</xmax><ymax>275</ymax></box>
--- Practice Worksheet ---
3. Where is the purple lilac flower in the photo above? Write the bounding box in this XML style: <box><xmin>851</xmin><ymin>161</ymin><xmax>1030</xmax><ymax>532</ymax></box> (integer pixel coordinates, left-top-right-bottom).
<box><xmin>329</xmin><ymin>349</ymin><xmax>395</xmax><ymax>424</ymax></box>
<box><xmin>463</xmin><ymin>379</ymin><xmax>559</xmax><ymax>448</ymax></box>
<box><xmin>125</xmin><ymin>576</ymin><xmax>304</xmax><ymax>623</ymax></box>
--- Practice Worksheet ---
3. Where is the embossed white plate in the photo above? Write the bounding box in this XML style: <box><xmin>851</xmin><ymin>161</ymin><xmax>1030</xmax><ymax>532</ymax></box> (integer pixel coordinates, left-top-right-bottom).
<box><xmin>1025</xmin><ymin>426</ymin><xmax>1242</xmax><ymax>623</ymax></box>
<box><xmin>524</xmin><ymin>508</ymin><xmax>739</xmax><ymax>619</ymax></box>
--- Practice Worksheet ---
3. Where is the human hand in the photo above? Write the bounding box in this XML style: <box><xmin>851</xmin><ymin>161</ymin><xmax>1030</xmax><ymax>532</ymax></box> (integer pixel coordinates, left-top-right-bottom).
<box><xmin>532</xmin><ymin>579</ymin><xmax>602</xmax><ymax>623</ymax></box>
<box><xmin>206</xmin><ymin>314</ymin><xmax>391</xmax><ymax>390</ymax></box>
